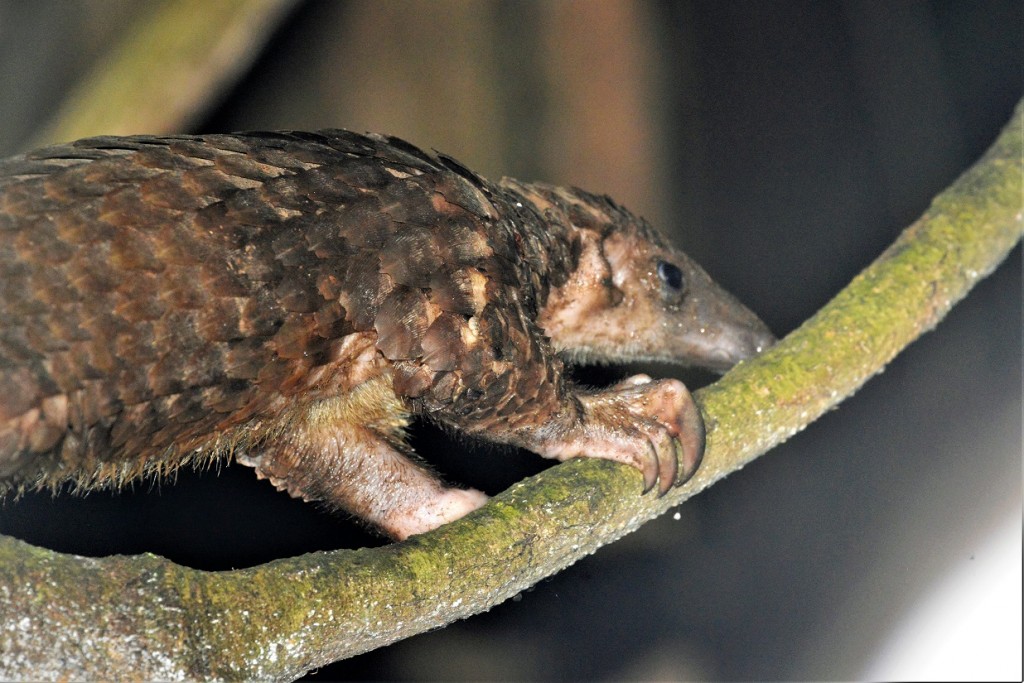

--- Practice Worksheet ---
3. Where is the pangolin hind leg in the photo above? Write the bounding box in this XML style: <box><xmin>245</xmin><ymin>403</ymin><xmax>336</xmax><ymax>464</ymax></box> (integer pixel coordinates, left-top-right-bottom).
<box><xmin>236</xmin><ymin>376</ymin><xmax>487</xmax><ymax>540</ymax></box>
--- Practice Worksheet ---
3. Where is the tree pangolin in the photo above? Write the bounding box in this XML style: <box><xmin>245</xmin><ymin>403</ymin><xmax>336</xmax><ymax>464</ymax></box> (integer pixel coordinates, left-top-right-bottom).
<box><xmin>0</xmin><ymin>131</ymin><xmax>774</xmax><ymax>539</ymax></box>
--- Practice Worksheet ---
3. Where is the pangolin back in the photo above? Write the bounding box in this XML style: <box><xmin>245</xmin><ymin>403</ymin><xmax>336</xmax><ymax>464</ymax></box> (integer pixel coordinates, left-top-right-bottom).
<box><xmin>0</xmin><ymin>131</ymin><xmax>570</xmax><ymax>492</ymax></box>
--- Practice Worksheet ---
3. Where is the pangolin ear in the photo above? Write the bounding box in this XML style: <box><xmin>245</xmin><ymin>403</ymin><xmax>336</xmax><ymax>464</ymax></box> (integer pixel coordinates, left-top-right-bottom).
<box><xmin>561</xmin><ymin>227</ymin><xmax>622</xmax><ymax>309</ymax></box>
<box><xmin>539</xmin><ymin>227</ymin><xmax>626</xmax><ymax>347</ymax></box>
<box><xmin>582</xmin><ymin>229</ymin><xmax>623</xmax><ymax>308</ymax></box>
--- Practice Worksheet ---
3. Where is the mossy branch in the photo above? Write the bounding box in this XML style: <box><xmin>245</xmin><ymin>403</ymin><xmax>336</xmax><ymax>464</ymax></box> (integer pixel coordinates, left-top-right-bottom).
<box><xmin>2</xmin><ymin>103</ymin><xmax>1021</xmax><ymax>680</ymax></box>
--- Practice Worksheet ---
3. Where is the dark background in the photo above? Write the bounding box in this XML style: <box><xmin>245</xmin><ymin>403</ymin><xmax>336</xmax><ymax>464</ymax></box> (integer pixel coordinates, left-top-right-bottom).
<box><xmin>1</xmin><ymin>1</ymin><xmax>1020</xmax><ymax>679</ymax></box>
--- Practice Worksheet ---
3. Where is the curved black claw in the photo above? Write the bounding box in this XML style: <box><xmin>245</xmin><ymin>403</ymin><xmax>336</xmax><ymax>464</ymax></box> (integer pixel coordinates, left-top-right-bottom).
<box><xmin>673</xmin><ymin>395</ymin><xmax>706</xmax><ymax>488</ymax></box>
<box><xmin>641</xmin><ymin>441</ymin><xmax>660</xmax><ymax>494</ymax></box>
<box><xmin>656</xmin><ymin>438</ymin><xmax>680</xmax><ymax>497</ymax></box>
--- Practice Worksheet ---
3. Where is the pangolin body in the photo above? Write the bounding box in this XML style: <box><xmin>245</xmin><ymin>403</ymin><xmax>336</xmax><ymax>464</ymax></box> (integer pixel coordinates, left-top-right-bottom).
<box><xmin>0</xmin><ymin>131</ymin><xmax>774</xmax><ymax>539</ymax></box>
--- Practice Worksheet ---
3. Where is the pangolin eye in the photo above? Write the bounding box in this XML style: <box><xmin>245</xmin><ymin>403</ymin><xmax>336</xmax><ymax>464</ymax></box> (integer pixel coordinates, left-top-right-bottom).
<box><xmin>656</xmin><ymin>260</ymin><xmax>684</xmax><ymax>292</ymax></box>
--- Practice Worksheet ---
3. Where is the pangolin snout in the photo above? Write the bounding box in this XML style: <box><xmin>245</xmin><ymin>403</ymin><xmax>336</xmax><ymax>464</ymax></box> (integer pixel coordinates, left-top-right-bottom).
<box><xmin>677</xmin><ymin>284</ymin><xmax>777</xmax><ymax>373</ymax></box>
<box><xmin>703</xmin><ymin>321</ymin><xmax>777</xmax><ymax>372</ymax></box>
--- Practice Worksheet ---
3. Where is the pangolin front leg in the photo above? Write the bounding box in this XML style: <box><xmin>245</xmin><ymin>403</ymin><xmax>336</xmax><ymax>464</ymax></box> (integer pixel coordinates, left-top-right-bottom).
<box><xmin>492</xmin><ymin>375</ymin><xmax>704</xmax><ymax>497</ymax></box>
<box><xmin>569</xmin><ymin>375</ymin><xmax>703</xmax><ymax>494</ymax></box>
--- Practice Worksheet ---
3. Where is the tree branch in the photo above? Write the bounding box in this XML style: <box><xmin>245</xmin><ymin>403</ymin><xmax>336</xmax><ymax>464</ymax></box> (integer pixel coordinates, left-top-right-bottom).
<box><xmin>28</xmin><ymin>0</ymin><xmax>297</xmax><ymax>147</ymax></box>
<box><xmin>2</xmin><ymin>102</ymin><xmax>1021</xmax><ymax>681</ymax></box>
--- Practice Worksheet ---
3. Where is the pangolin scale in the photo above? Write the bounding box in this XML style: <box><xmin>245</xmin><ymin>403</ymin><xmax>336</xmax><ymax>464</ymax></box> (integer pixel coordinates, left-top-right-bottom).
<box><xmin>0</xmin><ymin>131</ymin><xmax>773</xmax><ymax>539</ymax></box>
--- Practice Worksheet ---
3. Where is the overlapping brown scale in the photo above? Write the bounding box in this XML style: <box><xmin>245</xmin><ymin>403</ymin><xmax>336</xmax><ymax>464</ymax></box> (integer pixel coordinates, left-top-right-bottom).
<box><xmin>26</xmin><ymin>268</ymin><xmax>76</xmax><ymax>310</ymax></box>
<box><xmin>80</xmin><ymin>378</ymin><xmax>120</xmax><ymax>422</ymax></box>
<box><xmin>300</xmin><ymin>214</ymin><xmax>348</xmax><ymax>259</ymax></box>
<box><xmin>81</xmin><ymin>160</ymin><xmax>162</xmax><ymax>198</ymax></box>
<box><xmin>271</xmin><ymin>318</ymin><xmax>326</xmax><ymax>361</ymax></box>
<box><xmin>238</xmin><ymin>288</ymin><xmax>285</xmax><ymax>337</ymax></box>
<box><xmin>65</xmin><ymin>342</ymin><xmax>105</xmax><ymax>383</ymax></box>
<box><xmin>223</xmin><ymin>337</ymin><xmax>269</xmax><ymax>381</ymax></box>
<box><xmin>427</xmin><ymin>269</ymin><xmax>480</xmax><ymax>316</ymax></box>
<box><xmin>212</xmin><ymin>151</ymin><xmax>291</xmax><ymax>184</ymax></box>
<box><xmin>178</xmin><ymin>341</ymin><xmax>229</xmax><ymax>391</ymax></box>
<box><xmin>109</xmin><ymin>403</ymin><xmax>160</xmax><ymax>449</ymax></box>
<box><xmin>51</xmin><ymin>204</ymin><xmax>114</xmax><ymax>244</ymax></box>
<box><xmin>194</xmin><ymin>297</ymin><xmax>242</xmax><ymax>342</ymax></box>
<box><xmin>196</xmin><ymin>181</ymin><xmax>282</xmax><ymax>231</ymax></box>
<box><xmin>13</xmin><ymin>317</ymin><xmax>63</xmax><ymax>360</ymax></box>
<box><xmin>129</xmin><ymin>144</ymin><xmax>210</xmax><ymax>174</ymax></box>
<box><xmin>245</xmin><ymin>145</ymin><xmax>323</xmax><ymax>174</ymax></box>
<box><xmin>151</xmin><ymin>220</ymin><xmax>217</xmax><ymax>267</ymax></box>
<box><xmin>112</xmin><ymin>273</ymin><xmax>164</xmax><ymax>322</ymax></box>
<box><xmin>108</xmin><ymin>226</ymin><xmax>163</xmax><ymax>272</ymax></box>
<box><xmin>146</xmin><ymin>309</ymin><xmax>218</xmax><ymax>395</ymax></box>
<box><xmin>159</xmin><ymin>265</ymin><xmax>207</xmax><ymax>310</ymax></box>
<box><xmin>65</xmin><ymin>243</ymin><xmax>120</xmax><ymax>293</ymax></box>
<box><xmin>374</xmin><ymin>287</ymin><xmax>431</xmax><ymax>360</ymax></box>
<box><xmin>203</xmin><ymin>380</ymin><xmax>258</xmax><ymax>415</ymax></box>
<box><xmin>430</xmin><ymin>172</ymin><xmax>499</xmax><ymax>221</ymax></box>
<box><xmin>165</xmin><ymin>138</ymin><xmax>221</xmax><ymax>162</ymax></box>
<box><xmin>111</xmin><ymin>334</ymin><xmax>156</xmax><ymax>404</ymax></box>
<box><xmin>254</xmin><ymin>355</ymin><xmax>298</xmax><ymax>396</ymax></box>
<box><xmin>0</xmin><ymin>266</ymin><xmax>43</xmax><ymax>317</ymax></box>
<box><xmin>13</xmin><ymin>217</ymin><xmax>75</xmax><ymax>266</ymax></box>
<box><xmin>318</xmin><ymin>130</ymin><xmax>381</xmax><ymax>158</ymax></box>
<box><xmin>259</xmin><ymin>176</ymin><xmax>319</xmax><ymax>217</ymax></box>
<box><xmin>83</xmin><ymin>333</ymin><xmax>119</xmax><ymax>376</ymax></box>
<box><xmin>3</xmin><ymin>179</ymin><xmax>65</xmax><ymax>214</ymax></box>
<box><xmin>199</xmin><ymin>261</ymin><xmax>248</xmax><ymax>298</ymax></box>
<box><xmin>322</xmin><ymin>153</ymin><xmax>394</xmax><ymax>190</ymax></box>
<box><xmin>100</xmin><ymin>194</ymin><xmax>181</xmax><ymax>241</ymax></box>
<box><xmin>420</xmin><ymin>313</ymin><xmax>465</xmax><ymax>372</ymax></box>
<box><xmin>26</xmin><ymin>417</ymin><xmax>64</xmax><ymax>453</ymax></box>
<box><xmin>270</xmin><ymin>223</ymin><xmax>318</xmax><ymax>270</ymax></box>
<box><xmin>435</xmin><ymin>219</ymin><xmax>493</xmax><ymax>262</ymax></box>
<box><xmin>0</xmin><ymin>367</ymin><xmax>41</xmax><ymax>423</ymax></box>
<box><xmin>162</xmin><ymin>392</ymin><xmax>216</xmax><ymax>426</ymax></box>
<box><xmin>139</xmin><ymin>172</ymin><xmax>217</xmax><ymax>211</ymax></box>
<box><xmin>336</xmin><ymin>198</ymin><xmax>393</xmax><ymax>251</ymax></box>
<box><xmin>312</xmin><ymin>301</ymin><xmax>347</xmax><ymax>339</ymax></box>
<box><xmin>287</xmin><ymin>166</ymin><xmax>363</xmax><ymax>206</ymax></box>
<box><xmin>453</xmin><ymin>342</ymin><xmax>494</xmax><ymax>394</ymax></box>
<box><xmin>381</xmin><ymin>182</ymin><xmax>442</xmax><ymax>226</ymax></box>
<box><xmin>391</xmin><ymin>360</ymin><xmax>434</xmax><ymax>397</ymax></box>
<box><xmin>337</xmin><ymin>258</ymin><xmax>388</xmax><ymax>330</ymax></box>
<box><xmin>378</xmin><ymin>227</ymin><xmax>443</xmax><ymax>289</ymax></box>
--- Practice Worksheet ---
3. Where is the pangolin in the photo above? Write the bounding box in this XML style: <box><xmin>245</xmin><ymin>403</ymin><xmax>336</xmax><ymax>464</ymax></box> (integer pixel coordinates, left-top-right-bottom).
<box><xmin>0</xmin><ymin>131</ymin><xmax>774</xmax><ymax>540</ymax></box>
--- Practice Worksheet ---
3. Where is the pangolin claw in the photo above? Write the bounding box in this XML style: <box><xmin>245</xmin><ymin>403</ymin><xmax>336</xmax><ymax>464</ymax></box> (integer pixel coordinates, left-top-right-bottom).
<box><xmin>641</xmin><ymin>441</ymin><xmax>660</xmax><ymax>495</ymax></box>
<box><xmin>656</xmin><ymin>437</ymin><xmax>679</xmax><ymax>497</ymax></box>
<box><xmin>551</xmin><ymin>376</ymin><xmax>708</xmax><ymax>496</ymax></box>
<box><xmin>673</xmin><ymin>396</ymin><xmax>706</xmax><ymax>488</ymax></box>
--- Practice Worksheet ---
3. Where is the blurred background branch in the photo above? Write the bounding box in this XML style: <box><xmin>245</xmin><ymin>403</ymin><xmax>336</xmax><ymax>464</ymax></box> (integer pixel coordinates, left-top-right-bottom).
<box><xmin>27</xmin><ymin>0</ymin><xmax>298</xmax><ymax>147</ymax></box>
